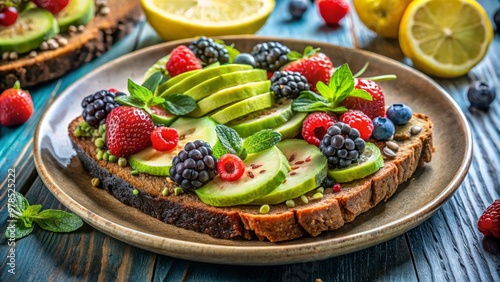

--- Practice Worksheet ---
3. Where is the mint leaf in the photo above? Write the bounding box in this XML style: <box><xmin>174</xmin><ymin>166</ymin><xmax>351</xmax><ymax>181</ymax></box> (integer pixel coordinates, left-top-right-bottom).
<box><xmin>148</xmin><ymin>96</ymin><xmax>165</xmax><ymax>107</ymax></box>
<box><xmin>303</xmin><ymin>46</ymin><xmax>320</xmax><ymax>57</ymax></box>
<box><xmin>348</xmin><ymin>89</ymin><xmax>372</xmax><ymax>101</ymax></box>
<box><xmin>292</xmin><ymin>91</ymin><xmax>331</xmax><ymax>112</ymax></box>
<box><xmin>20</xmin><ymin>204</ymin><xmax>42</xmax><ymax>228</ymax></box>
<box><xmin>8</xmin><ymin>191</ymin><xmax>29</xmax><ymax>217</ymax></box>
<box><xmin>14</xmin><ymin>192</ymin><xmax>29</xmax><ymax>212</ymax></box>
<box><xmin>33</xmin><ymin>210</ymin><xmax>84</xmax><ymax>233</ymax></box>
<box><xmin>225</xmin><ymin>44</ymin><xmax>240</xmax><ymax>63</ymax></box>
<box><xmin>242</xmin><ymin>130</ymin><xmax>281</xmax><ymax>154</ymax></box>
<box><xmin>330</xmin><ymin>106</ymin><xmax>348</xmax><ymax>113</ymax></box>
<box><xmin>316</xmin><ymin>81</ymin><xmax>333</xmax><ymax>101</ymax></box>
<box><xmin>215</xmin><ymin>125</ymin><xmax>243</xmax><ymax>156</ymax></box>
<box><xmin>163</xmin><ymin>94</ymin><xmax>196</xmax><ymax>115</ymax></box>
<box><xmin>330</xmin><ymin>64</ymin><xmax>354</xmax><ymax>104</ymax></box>
<box><xmin>5</xmin><ymin>220</ymin><xmax>34</xmax><ymax>240</ymax></box>
<box><xmin>287</xmin><ymin>51</ymin><xmax>303</xmax><ymax>61</ymax></box>
<box><xmin>128</xmin><ymin>78</ymin><xmax>153</xmax><ymax>102</ymax></box>
<box><xmin>142</xmin><ymin>72</ymin><xmax>163</xmax><ymax>93</ymax></box>
<box><xmin>212</xmin><ymin>142</ymin><xmax>229</xmax><ymax>159</ymax></box>
<box><xmin>114</xmin><ymin>95</ymin><xmax>146</xmax><ymax>108</ymax></box>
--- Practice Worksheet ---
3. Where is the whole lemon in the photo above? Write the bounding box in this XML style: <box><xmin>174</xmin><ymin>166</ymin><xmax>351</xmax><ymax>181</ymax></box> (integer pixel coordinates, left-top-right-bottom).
<box><xmin>354</xmin><ymin>0</ymin><xmax>412</xmax><ymax>38</ymax></box>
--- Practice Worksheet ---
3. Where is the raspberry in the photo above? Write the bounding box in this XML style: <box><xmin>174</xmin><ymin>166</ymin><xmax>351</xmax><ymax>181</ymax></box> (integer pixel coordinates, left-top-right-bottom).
<box><xmin>166</xmin><ymin>45</ymin><xmax>202</xmax><ymax>77</ymax></box>
<box><xmin>169</xmin><ymin>140</ymin><xmax>218</xmax><ymax>192</ymax></box>
<box><xmin>302</xmin><ymin>112</ymin><xmax>337</xmax><ymax>146</ymax></box>
<box><xmin>478</xmin><ymin>199</ymin><xmax>500</xmax><ymax>239</ymax></box>
<box><xmin>341</xmin><ymin>78</ymin><xmax>386</xmax><ymax>120</ymax></box>
<box><xmin>217</xmin><ymin>154</ymin><xmax>245</xmax><ymax>181</ymax></box>
<box><xmin>339</xmin><ymin>110</ymin><xmax>373</xmax><ymax>140</ymax></box>
<box><xmin>151</xmin><ymin>127</ymin><xmax>178</xmax><ymax>151</ymax></box>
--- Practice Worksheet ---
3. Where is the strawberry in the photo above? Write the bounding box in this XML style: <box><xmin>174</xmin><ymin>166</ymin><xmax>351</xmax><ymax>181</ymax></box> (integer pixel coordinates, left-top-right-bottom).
<box><xmin>105</xmin><ymin>106</ymin><xmax>154</xmax><ymax>157</ymax></box>
<box><xmin>316</xmin><ymin>0</ymin><xmax>350</xmax><ymax>26</ymax></box>
<box><xmin>341</xmin><ymin>78</ymin><xmax>386</xmax><ymax>120</ymax></box>
<box><xmin>0</xmin><ymin>81</ymin><xmax>34</xmax><ymax>127</ymax></box>
<box><xmin>166</xmin><ymin>45</ymin><xmax>202</xmax><ymax>77</ymax></box>
<box><xmin>478</xmin><ymin>199</ymin><xmax>500</xmax><ymax>239</ymax></box>
<box><xmin>283</xmin><ymin>47</ymin><xmax>333</xmax><ymax>92</ymax></box>
<box><xmin>32</xmin><ymin>0</ymin><xmax>69</xmax><ymax>14</ymax></box>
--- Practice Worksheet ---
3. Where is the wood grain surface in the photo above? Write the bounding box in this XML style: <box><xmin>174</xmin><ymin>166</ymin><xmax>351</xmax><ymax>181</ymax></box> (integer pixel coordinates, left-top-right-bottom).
<box><xmin>1</xmin><ymin>0</ymin><xmax>499</xmax><ymax>281</ymax></box>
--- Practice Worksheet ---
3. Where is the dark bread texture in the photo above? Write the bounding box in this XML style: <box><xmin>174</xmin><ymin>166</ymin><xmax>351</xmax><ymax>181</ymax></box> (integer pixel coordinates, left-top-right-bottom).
<box><xmin>0</xmin><ymin>0</ymin><xmax>142</xmax><ymax>90</ymax></box>
<box><xmin>68</xmin><ymin>114</ymin><xmax>433</xmax><ymax>242</ymax></box>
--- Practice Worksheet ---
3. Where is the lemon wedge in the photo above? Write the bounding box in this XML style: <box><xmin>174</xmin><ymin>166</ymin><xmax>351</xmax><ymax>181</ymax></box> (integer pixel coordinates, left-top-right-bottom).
<box><xmin>141</xmin><ymin>0</ymin><xmax>275</xmax><ymax>41</ymax></box>
<box><xmin>399</xmin><ymin>0</ymin><xmax>493</xmax><ymax>78</ymax></box>
<box><xmin>353</xmin><ymin>0</ymin><xmax>412</xmax><ymax>38</ymax></box>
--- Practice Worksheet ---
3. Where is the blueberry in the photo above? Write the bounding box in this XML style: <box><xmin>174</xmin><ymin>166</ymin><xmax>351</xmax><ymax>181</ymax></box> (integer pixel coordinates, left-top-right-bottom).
<box><xmin>372</xmin><ymin>117</ymin><xmax>395</xmax><ymax>141</ymax></box>
<box><xmin>289</xmin><ymin>0</ymin><xmax>309</xmax><ymax>20</ymax></box>
<box><xmin>386</xmin><ymin>104</ymin><xmax>413</xmax><ymax>125</ymax></box>
<box><xmin>494</xmin><ymin>9</ymin><xmax>500</xmax><ymax>31</ymax></box>
<box><xmin>233</xmin><ymin>53</ymin><xmax>257</xmax><ymax>67</ymax></box>
<box><xmin>467</xmin><ymin>81</ymin><xmax>496</xmax><ymax>111</ymax></box>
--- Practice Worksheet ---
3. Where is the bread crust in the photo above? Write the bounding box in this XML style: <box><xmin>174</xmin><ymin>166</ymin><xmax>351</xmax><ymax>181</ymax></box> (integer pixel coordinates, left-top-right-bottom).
<box><xmin>0</xmin><ymin>0</ymin><xmax>142</xmax><ymax>90</ymax></box>
<box><xmin>68</xmin><ymin>114</ymin><xmax>433</xmax><ymax>242</ymax></box>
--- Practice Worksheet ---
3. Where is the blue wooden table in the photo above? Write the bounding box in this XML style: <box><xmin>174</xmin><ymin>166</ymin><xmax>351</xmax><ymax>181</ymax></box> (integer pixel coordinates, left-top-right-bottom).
<box><xmin>1</xmin><ymin>0</ymin><xmax>499</xmax><ymax>280</ymax></box>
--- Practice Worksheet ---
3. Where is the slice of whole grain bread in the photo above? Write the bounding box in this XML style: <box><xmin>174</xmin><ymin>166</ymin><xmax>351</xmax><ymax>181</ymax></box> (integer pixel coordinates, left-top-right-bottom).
<box><xmin>68</xmin><ymin>113</ymin><xmax>433</xmax><ymax>242</ymax></box>
<box><xmin>0</xmin><ymin>0</ymin><xmax>142</xmax><ymax>90</ymax></box>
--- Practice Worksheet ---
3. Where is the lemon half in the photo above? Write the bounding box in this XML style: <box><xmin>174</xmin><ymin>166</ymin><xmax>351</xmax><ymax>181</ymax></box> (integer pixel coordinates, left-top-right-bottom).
<box><xmin>353</xmin><ymin>0</ymin><xmax>413</xmax><ymax>38</ymax></box>
<box><xmin>399</xmin><ymin>0</ymin><xmax>493</xmax><ymax>78</ymax></box>
<box><xmin>141</xmin><ymin>0</ymin><xmax>275</xmax><ymax>41</ymax></box>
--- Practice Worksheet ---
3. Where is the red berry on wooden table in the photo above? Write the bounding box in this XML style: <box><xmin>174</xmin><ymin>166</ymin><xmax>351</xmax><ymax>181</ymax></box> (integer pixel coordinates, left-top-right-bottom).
<box><xmin>32</xmin><ymin>0</ymin><xmax>69</xmax><ymax>14</ymax></box>
<box><xmin>316</xmin><ymin>0</ymin><xmax>350</xmax><ymax>26</ymax></box>
<box><xmin>478</xmin><ymin>199</ymin><xmax>500</xmax><ymax>239</ymax></box>
<box><xmin>105</xmin><ymin>106</ymin><xmax>154</xmax><ymax>157</ymax></box>
<box><xmin>0</xmin><ymin>6</ymin><xmax>18</xmax><ymax>27</ymax></box>
<box><xmin>0</xmin><ymin>81</ymin><xmax>34</xmax><ymax>127</ymax></box>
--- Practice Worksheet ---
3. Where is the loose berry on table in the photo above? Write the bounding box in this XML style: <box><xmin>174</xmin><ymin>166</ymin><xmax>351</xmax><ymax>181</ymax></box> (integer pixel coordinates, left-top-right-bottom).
<box><xmin>188</xmin><ymin>36</ymin><xmax>229</xmax><ymax>66</ymax></box>
<box><xmin>339</xmin><ymin>110</ymin><xmax>373</xmax><ymax>140</ymax></box>
<box><xmin>386</xmin><ymin>104</ymin><xmax>413</xmax><ymax>125</ymax></box>
<box><xmin>371</xmin><ymin>117</ymin><xmax>395</xmax><ymax>141</ymax></box>
<box><xmin>169</xmin><ymin>140</ymin><xmax>218</xmax><ymax>192</ymax></box>
<box><xmin>0</xmin><ymin>82</ymin><xmax>34</xmax><ymax>127</ymax></box>
<box><xmin>302</xmin><ymin>112</ymin><xmax>337</xmax><ymax>146</ymax></box>
<box><xmin>166</xmin><ymin>45</ymin><xmax>202</xmax><ymax>77</ymax></box>
<box><xmin>251</xmin><ymin>41</ymin><xmax>291</xmax><ymax>71</ymax></box>
<box><xmin>270</xmin><ymin>71</ymin><xmax>310</xmax><ymax>99</ymax></box>
<box><xmin>467</xmin><ymin>81</ymin><xmax>496</xmax><ymax>111</ymax></box>
<box><xmin>151</xmin><ymin>127</ymin><xmax>178</xmax><ymax>151</ymax></box>
<box><xmin>217</xmin><ymin>154</ymin><xmax>246</xmax><ymax>181</ymax></box>
<box><xmin>316</xmin><ymin>0</ymin><xmax>350</xmax><ymax>26</ymax></box>
<box><xmin>289</xmin><ymin>0</ymin><xmax>309</xmax><ymax>20</ymax></box>
<box><xmin>478</xmin><ymin>199</ymin><xmax>500</xmax><ymax>239</ymax></box>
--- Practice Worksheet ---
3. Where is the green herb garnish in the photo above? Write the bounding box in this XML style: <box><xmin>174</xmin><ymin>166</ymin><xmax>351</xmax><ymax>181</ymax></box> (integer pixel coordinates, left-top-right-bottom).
<box><xmin>5</xmin><ymin>192</ymin><xmax>83</xmax><ymax>240</ymax></box>
<box><xmin>214</xmin><ymin>125</ymin><xmax>281</xmax><ymax>160</ymax></box>
<box><xmin>114</xmin><ymin>78</ymin><xmax>196</xmax><ymax>116</ymax></box>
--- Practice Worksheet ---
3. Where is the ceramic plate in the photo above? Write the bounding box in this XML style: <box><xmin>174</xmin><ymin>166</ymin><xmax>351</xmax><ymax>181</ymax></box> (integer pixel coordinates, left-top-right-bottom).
<box><xmin>34</xmin><ymin>36</ymin><xmax>472</xmax><ymax>265</ymax></box>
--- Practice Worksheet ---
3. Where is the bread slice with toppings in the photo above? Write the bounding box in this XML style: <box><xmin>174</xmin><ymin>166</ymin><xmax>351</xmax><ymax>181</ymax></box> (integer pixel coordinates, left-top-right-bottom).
<box><xmin>0</xmin><ymin>0</ymin><xmax>142</xmax><ymax>90</ymax></box>
<box><xmin>68</xmin><ymin>113</ymin><xmax>433</xmax><ymax>242</ymax></box>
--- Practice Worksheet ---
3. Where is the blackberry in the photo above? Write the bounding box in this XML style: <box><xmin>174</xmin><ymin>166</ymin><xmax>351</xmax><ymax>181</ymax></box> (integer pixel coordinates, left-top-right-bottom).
<box><xmin>251</xmin><ymin>41</ymin><xmax>291</xmax><ymax>71</ymax></box>
<box><xmin>319</xmin><ymin>122</ymin><xmax>366</xmax><ymax>169</ymax></box>
<box><xmin>270</xmin><ymin>71</ymin><xmax>310</xmax><ymax>99</ymax></box>
<box><xmin>188</xmin><ymin>36</ymin><xmax>229</xmax><ymax>66</ymax></box>
<box><xmin>81</xmin><ymin>90</ymin><xmax>124</xmax><ymax>128</ymax></box>
<box><xmin>169</xmin><ymin>140</ymin><xmax>218</xmax><ymax>192</ymax></box>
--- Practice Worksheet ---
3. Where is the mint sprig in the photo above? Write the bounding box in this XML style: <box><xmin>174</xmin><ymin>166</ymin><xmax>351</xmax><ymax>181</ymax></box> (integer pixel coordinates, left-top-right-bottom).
<box><xmin>214</xmin><ymin>125</ymin><xmax>281</xmax><ymax>159</ymax></box>
<box><xmin>292</xmin><ymin>64</ymin><xmax>373</xmax><ymax>114</ymax></box>
<box><xmin>5</xmin><ymin>192</ymin><xmax>83</xmax><ymax>240</ymax></box>
<box><xmin>115</xmin><ymin>78</ymin><xmax>196</xmax><ymax>116</ymax></box>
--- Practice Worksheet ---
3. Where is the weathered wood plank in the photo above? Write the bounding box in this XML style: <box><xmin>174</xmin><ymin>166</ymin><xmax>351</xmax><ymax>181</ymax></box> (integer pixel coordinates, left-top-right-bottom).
<box><xmin>0</xmin><ymin>177</ymin><xmax>156</xmax><ymax>281</ymax></box>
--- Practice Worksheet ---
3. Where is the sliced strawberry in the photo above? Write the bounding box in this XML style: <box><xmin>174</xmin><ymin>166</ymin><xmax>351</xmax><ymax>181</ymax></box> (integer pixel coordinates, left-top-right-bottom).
<box><xmin>106</xmin><ymin>106</ymin><xmax>154</xmax><ymax>157</ymax></box>
<box><xmin>0</xmin><ymin>82</ymin><xmax>34</xmax><ymax>127</ymax></box>
<box><xmin>341</xmin><ymin>78</ymin><xmax>386</xmax><ymax>120</ymax></box>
